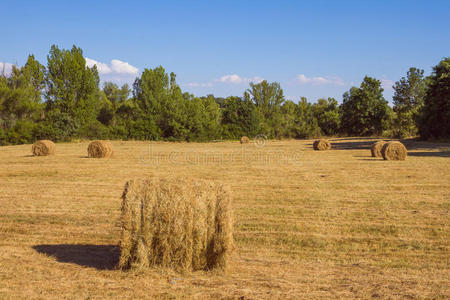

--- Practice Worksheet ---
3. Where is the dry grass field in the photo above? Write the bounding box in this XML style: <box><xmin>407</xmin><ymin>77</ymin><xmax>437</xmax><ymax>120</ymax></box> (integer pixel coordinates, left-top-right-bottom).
<box><xmin>0</xmin><ymin>138</ymin><xmax>449</xmax><ymax>299</ymax></box>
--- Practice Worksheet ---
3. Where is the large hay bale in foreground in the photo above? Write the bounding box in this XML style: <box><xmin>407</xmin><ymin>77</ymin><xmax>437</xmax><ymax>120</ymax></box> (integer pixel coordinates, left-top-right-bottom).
<box><xmin>240</xmin><ymin>136</ymin><xmax>249</xmax><ymax>144</ymax></box>
<box><xmin>32</xmin><ymin>140</ymin><xmax>55</xmax><ymax>156</ymax></box>
<box><xmin>371</xmin><ymin>141</ymin><xmax>387</xmax><ymax>157</ymax></box>
<box><xmin>313</xmin><ymin>139</ymin><xmax>331</xmax><ymax>151</ymax></box>
<box><xmin>119</xmin><ymin>177</ymin><xmax>233</xmax><ymax>273</ymax></box>
<box><xmin>382</xmin><ymin>141</ymin><xmax>407</xmax><ymax>161</ymax></box>
<box><xmin>87</xmin><ymin>140</ymin><xmax>113</xmax><ymax>158</ymax></box>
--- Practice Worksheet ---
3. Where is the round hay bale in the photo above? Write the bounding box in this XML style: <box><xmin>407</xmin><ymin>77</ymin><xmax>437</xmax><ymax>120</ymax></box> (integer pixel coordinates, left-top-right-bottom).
<box><xmin>371</xmin><ymin>141</ymin><xmax>387</xmax><ymax>157</ymax></box>
<box><xmin>313</xmin><ymin>139</ymin><xmax>331</xmax><ymax>151</ymax></box>
<box><xmin>87</xmin><ymin>140</ymin><xmax>113</xmax><ymax>158</ymax></box>
<box><xmin>119</xmin><ymin>177</ymin><xmax>233</xmax><ymax>273</ymax></box>
<box><xmin>240</xmin><ymin>136</ymin><xmax>249</xmax><ymax>144</ymax></box>
<box><xmin>32</xmin><ymin>140</ymin><xmax>55</xmax><ymax>156</ymax></box>
<box><xmin>382</xmin><ymin>141</ymin><xmax>407</xmax><ymax>161</ymax></box>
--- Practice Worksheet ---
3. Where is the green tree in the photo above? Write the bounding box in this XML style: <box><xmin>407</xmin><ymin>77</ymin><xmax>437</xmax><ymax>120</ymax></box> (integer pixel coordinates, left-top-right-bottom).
<box><xmin>0</xmin><ymin>55</ymin><xmax>45</xmax><ymax>143</ymax></box>
<box><xmin>280</xmin><ymin>100</ymin><xmax>298</xmax><ymax>138</ymax></box>
<box><xmin>133</xmin><ymin>67</ymin><xmax>190</xmax><ymax>140</ymax></box>
<box><xmin>313</xmin><ymin>97</ymin><xmax>340</xmax><ymax>136</ymax></box>
<box><xmin>45</xmin><ymin>45</ymin><xmax>101</xmax><ymax>126</ymax></box>
<box><xmin>221</xmin><ymin>96</ymin><xmax>260</xmax><ymax>139</ymax></box>
<box><xmin>340</xmin><ymin>76</ymin><xmax>392</xmax><ymax>136</ymax></box>
<box><xmin>99</xmin><ymin>82</ymin><xmax>131</xmax><ymax>126</ymax></box>
<box><xmin>419</xmin><ymin>57</ymin><xmax>450</xmax><ymax>139</ymax></box>
<box><xmin>245</xmin><ymin>80</ymin><xmax>285</xmax><ymax>137</ymax></box>
<box><xmin>392</xmin><ymin>67</ymin><xmax>427</xmax><ymax>137</ymax></box>
<box><xmin>292</xmin><ymin>97</ymin><xmax>321</xmax><ymax>138</ymax></box>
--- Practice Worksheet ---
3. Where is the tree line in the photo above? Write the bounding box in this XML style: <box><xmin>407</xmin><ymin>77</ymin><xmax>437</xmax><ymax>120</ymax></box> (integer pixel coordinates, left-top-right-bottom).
<box><xmin>0</xmin><ymin>45</ymin><xmax>448</xmax><ymax>145</ymax></box>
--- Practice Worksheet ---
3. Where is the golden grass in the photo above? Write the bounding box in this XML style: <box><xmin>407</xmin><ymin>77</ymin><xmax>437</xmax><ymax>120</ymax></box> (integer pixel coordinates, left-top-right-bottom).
<box><xmin>0</xmin><ymin>138</ymin><xmax>449</xmax><ymax>299</ymax></box>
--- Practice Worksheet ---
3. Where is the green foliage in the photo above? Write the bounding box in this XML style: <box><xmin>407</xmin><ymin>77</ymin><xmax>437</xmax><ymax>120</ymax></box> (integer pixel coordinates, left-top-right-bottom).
<box><xmin>6</xmin><ymin>120</ymin><xmax>36</xmax><ymax>144</ymax></box>
<box><xmin>102</xmin><ymin>82</ymin><xmax>130</xmax><ymax>126</ymax></box>
<box><xmin>221</xmin><ymin>96</ymin><xmax>260</xmax><ymax>139</ymax></box>
<box><xmin>340</xmin><ymin>76</ymin><xmax>392</xmax><ymax>136</ymax></box>
<box><xmin>392</xmin><ymin>67</ymin><xmax>426</xmax><ymax>138</ymax></box>
<box><xmin>1</xmin><ymin>45</ymin><xmax>447</xmax><ymax>144</ymax></box>
<box><xmin>245</xmin><ymin>80</ymin><xmax>284</xmax><ymax>138</ymax></box>
<box><xmin>37</xmin><ymin>110</ymin><xmax>80</xmax><ymax>142</ymax></box>
<box><xmin>292</xmin><ymin>98</ymin><xmax>321</xmax><ymax>138</ymax></box>
<box><xmin>313</xmin><ymin>98</ymin><xmax>340</xmax><ymax>136</ymax></box>
<box><xmin>0</xmin><ymin>56</ymin><xmax>45</xmax><ymax>131</ymax></box>
<box><xmin>45</xmin><ymin>45</ymin><xmax>101</xmax><ymax>125</ymax></box>
<box><xmin>77</xmin><ymin>119</ymin><xmax>110</xmax><ymax>140</ymax></box>
<box><xmin>0</xmin><ymin>128</ymin><xmax>6</xmax><ymax>145</ymax></box>
<box><xmin>419</xmin><ymin>57</ymin><xmax>450</xmax><ymax>139</ymax></box>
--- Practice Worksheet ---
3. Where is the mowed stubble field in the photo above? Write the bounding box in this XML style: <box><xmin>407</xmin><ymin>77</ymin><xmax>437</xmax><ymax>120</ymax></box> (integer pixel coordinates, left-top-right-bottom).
<box><xmin>0</xmin><ymin>138</ymin><xmax>449</xmax><ymax>299</ymax></box>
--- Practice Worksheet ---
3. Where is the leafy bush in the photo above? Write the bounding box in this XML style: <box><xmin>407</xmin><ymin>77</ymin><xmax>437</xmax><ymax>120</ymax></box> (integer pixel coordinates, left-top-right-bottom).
<box><xmin>77</xmin><ymin>120</ymin><xmax>110</xmax><ymax>140</ymax></box>
<box><xmin>7</xmin><ymin>120</ymin><xmax>36</xmax><ymax>144</ymax></box>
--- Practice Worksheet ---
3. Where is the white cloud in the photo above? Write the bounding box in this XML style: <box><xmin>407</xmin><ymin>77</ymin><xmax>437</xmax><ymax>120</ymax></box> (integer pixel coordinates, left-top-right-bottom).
<box><xmin>85</xmin><ymin>58</ymin><xmax>139</xmax><ymax>75</ymax></box>
<box><xmin>85</xmin><ymin>58</ymin><xmax>112</xmax><ymax>74</ymax></box>
<box><xmin>182</xmin><ymin>74</ymin><xmax>263</xmax><ymax>88</ymax></box>
<box><xmin>215</xmin><ymin>74</ymin><xmax>264</xmax><ymax>84</ymax></box>
<box><xmin>0</xmin><ymin>62</ymin><xmax>14</xmax><ymax>76</ymax></box>
<box><xmin>183</xmin><ymin>82</ymin><xmax>213</xmax><ymax>88</ymax></box>
<box><xmin>110</xmin><ymin>59</ymin><xmax>139</xmax><ymax>75</ymax></box>
<box><xmin>217</xmin><ymin>74</ymin><xmax>242</xmax><ymax>83</ymax></box>
<box><xmin>294</xmin><ymin>74</ymin><xmax>345</xmax><ymax>86</ymax></box>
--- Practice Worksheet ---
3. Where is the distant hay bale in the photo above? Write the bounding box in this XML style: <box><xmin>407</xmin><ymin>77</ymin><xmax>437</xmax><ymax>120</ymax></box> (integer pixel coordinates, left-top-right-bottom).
<box><xmin>371</xmin><ymin>141</ymin><xmax>387</xmax><ymax>157</ymax></box>
<box><xmin>313</xmin><ymin>139</ymin><xmax>331</xmax><ymax>151</ymax></box>
<box><xmin>119</xmin><ymin>177</ymin><xmax>234</xmax><ymax>273</ymax></box>
<box><xmin>87</xmin><ymin>140</ymin><xmax>113</xmax><ymax>158</ymax></box>
<box><xmin>32</xmin><ymin>140</ymin><xmax>55</xmax><ymax>156</ymax></box>
<box><xmin>240</xmin><ymin>136</ymin><xmax>249</xmax><ymax>144</ymax></box>
<box><xmin>382</xmin><ymin>141</ymin><xmax>407</xmax><ymax>161</ymax></box>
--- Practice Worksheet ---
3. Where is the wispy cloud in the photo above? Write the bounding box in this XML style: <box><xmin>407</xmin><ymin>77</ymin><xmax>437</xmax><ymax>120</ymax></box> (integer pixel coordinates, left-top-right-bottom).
<box><xmin>183</xmin><ymin>74</ymin><xmax>263</xmax><ymax>88</ymax></box>
<box><xmin>183</xmin><ymin>82</ymin><xmax>213</xmax><ymax>88</ymax></box>
<box><xmin>294</xmin><ymin>74</ymin><xmax>345</xmax><ymax>86</ymax></box>
<box><xmin>0</xmin><ymin>62</ymin><xmax>14</xmax><ymax>76</ymax></box>
<box><xmin>215</xmin><ymin>74</ymin><xmax>264</xmax><ymax>84</ymax></box>
<box><xmin>85</xmin><ymin>58</ymin><xmax>139</xmax><ymax>75</ymax></box>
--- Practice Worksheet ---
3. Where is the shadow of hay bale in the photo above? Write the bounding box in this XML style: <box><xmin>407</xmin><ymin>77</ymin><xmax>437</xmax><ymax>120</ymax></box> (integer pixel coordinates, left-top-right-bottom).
<box><xmin>33</xmin><ymin>244</ymin><xmax>119</xmax><ymax>270</ymax></box>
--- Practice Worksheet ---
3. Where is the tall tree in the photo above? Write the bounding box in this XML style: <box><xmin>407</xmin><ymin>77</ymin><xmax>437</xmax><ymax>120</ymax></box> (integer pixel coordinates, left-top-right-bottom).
<box><xmin>292</xmin><ymin>97</ymin><xmax>321</xmax><ymax>138</ymax></box>
<box><xmin>245</xmin><ymin>80</ymin><xmax>285</xmax><ymax>137</ymax></box>
<box><xmin>100</xmin><ymin>82</ymin><xmax>131</xmax><ymax>126</ymax></box>
<box><xmin>340</xmin><ymin>76</ymin><xmax>392</xmax><ymax>136</ymax></box>
<box><xmin>221</xmin><ymin>96</ymin><xmax>260</xmax><ymax>139</ymax></box>
<box><xmin>313</xmin><ymin>97</ymin><xmax>340</xmax><ymax>136</ymax></box>
<box><xmin>45</xmin><ymin>45</ymin><xmax>101</xmax><ymax>125</ymax></box>
<box><xmin>392</xmin><ymin>67</ymin><xmax>427</xmax><ymax>137</ymax></box>
<box><xmin>419</xmin><ymin>57</ymin><xmax>450</xmax><ymax>139</ymax></box>
<box><xmin>0</xmin><ymin>56</ymin><xmax>45</xmax><ymax>132</ymax></box>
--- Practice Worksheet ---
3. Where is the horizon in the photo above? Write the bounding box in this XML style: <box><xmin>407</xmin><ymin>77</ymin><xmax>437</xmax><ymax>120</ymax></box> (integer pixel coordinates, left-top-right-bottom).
<box><xmin>1</xmin><ymin>0</ymin><xmax>449</xmax><ymax>103</ymax></box>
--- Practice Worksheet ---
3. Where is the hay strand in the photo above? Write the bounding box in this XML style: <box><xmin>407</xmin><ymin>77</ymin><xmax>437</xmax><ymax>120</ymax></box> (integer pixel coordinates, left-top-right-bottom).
<box><xmin>371</xmin><ymin>141</ymin><xmax>387</xmax><ymax>157</ymax></box>
<box><xmin>87</xmin><ymin>140</ymin><xmax>113</xmax><ymax>158</ymax></box>
<box><xmin>32</xmin><ymin>140</ymin><xmax>55</xmax><ymax>156</ymax></box>
<box><xmin>240</xmin><ymin>136</ymin><xmax>249</xmax><ymax>144</ymax></box>
<box><xmin>119</xmin><ymin>177</ymin><xmax>233</xmax><ymax>273</ymax></box>
<box><xmin>313</xmin><ymin>139</ymin><xmax>331</xmax><ymax>151</ymax></box>
<box><xmin>382</xmin><ymin>141</ymin><xmax>407</xmax><ymax>161</ymax></box>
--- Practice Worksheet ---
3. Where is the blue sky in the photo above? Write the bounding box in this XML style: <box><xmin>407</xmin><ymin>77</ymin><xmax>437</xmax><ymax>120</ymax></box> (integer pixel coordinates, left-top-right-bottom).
<box><xmin>1</xmin><ymin>0</ymin><xmax>449</xmax><ymax>103</ymax></box>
